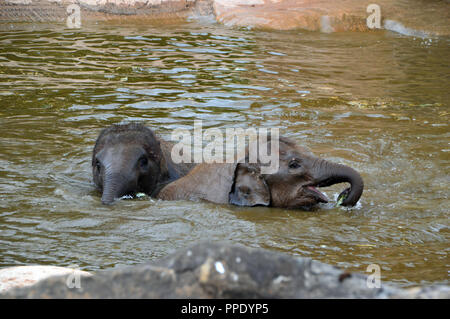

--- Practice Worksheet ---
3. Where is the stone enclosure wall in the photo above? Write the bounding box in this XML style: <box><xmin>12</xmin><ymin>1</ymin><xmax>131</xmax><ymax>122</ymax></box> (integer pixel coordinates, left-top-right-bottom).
<box><xmin>0</xmin><ymin>0</ymin><xmax>449</xmax><ymax>36</ymax></box>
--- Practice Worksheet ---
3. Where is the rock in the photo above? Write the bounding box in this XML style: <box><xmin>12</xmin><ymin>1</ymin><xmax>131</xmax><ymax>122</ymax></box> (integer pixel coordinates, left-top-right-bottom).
<box><xmin>1</xmin><ymin>242</ymin><xmax>448</xmax><ymax>298</ymax></box>
<box><xmin>0</xmin><ymin>0</ymin><xmax>213</xmax><ymax>23</ymax></box>
<box><xmin>0</xmin><ymin>266</ymin><xmax>92</xmax><ymax>294</ymax></box>
<box><xmin>213</xmin><ymin>0</ymin><xmax>450</xmax><ymax>36</ymax></box>
<box><xmin>1</xmin><ymin>0</ymin><xmax>448</xmax><ymax>36</ymax></box>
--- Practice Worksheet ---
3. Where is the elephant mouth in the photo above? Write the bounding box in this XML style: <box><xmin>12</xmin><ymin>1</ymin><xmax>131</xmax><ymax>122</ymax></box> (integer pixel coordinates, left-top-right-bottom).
<box><xmin>303</xmin><ymin>185</ymin><xmax>329</xmax><ymax>203</ymax></box>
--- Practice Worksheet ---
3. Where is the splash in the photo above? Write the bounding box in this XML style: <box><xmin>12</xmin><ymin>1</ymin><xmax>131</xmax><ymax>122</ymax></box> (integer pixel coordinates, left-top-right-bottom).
<box><xmin>384</xmin><ymin>20</ymin><xmax>429</xmax><ymax>38</ymax></box>
<box><xmin>320</xmin><ymin>15</ymin><xmax>334</xmax><ymax>33</ymax></box>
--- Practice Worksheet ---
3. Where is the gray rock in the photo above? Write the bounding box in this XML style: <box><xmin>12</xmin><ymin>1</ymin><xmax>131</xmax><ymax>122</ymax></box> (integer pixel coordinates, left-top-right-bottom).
<box><xmin>1</xmin><ymin>242</ymin><xmax>449</xmax><ymax>298</ymax></box>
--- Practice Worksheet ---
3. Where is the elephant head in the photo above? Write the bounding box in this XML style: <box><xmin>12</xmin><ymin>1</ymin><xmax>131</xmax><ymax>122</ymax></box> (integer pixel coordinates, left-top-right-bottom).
<box><xmin>261</xmin><ymin>136</ymin><xmax>363</xmax><ymax>209</ymax></box>
<box><xmin>229</xmin><ymin>163</ymin><xmax>270</xmax><ymax>207</ymax></box>
<box><xmin>92</xmin><ymin>123</ymin><xmax>188</xmax><ymax>204</ymax></box>
<box><xmin>157</xmin><ymin>162</ymin><xmax>270</xmax><ymax>207</ymax></box>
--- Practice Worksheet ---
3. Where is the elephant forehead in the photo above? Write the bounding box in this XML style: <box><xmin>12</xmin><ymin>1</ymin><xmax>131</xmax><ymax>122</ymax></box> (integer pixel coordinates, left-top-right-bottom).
<box><xmin>277</xmin><ymin>139</ymin><xmax>311</xmax><ymax>155</ymax></box>
<box><xmin>97</xmin><ymin>144</ymin><xmax>146</xmax><ymax>162</ymax></box>
<box><xmin>279</xmin><ymin>147</ymin><xmax>314</xmax><ymax>161</ymax></box>
<box><xmin>97</xmin><ymin>128</ymin><xmax>159</xmax><ymax>150</ymax></box>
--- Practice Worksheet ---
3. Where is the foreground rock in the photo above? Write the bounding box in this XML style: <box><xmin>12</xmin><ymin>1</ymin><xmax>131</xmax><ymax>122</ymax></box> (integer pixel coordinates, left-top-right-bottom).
<box><xmin>1</xmin><ymin>242</ymin><xmax>449</xmax><ymax>298</ymax></box>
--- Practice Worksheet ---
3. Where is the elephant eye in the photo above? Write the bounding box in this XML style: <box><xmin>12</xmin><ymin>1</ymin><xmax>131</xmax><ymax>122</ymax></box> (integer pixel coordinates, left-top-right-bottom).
<box><xmin>288</xmin><ymin>160</ymin><xmax>301</xmax><ymax>169</ymax></box>
<box><xmin>95</xmin><ymin>159</ymin><xmax>101</xmax><ymax>171</ymax></box>
<box><xmin>139</xmin><ymin>156</ymin><xmax>148</xmax><ymax>169</ymax></box>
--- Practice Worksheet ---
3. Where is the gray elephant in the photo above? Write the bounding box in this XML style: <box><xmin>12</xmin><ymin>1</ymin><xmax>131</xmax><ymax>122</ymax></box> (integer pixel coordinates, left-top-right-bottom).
<box><xmin>157</xmin><ymin>135</ymin><xmax>363</xmax><ymax>209</ymax></box>
<box><xmin>157</xmin><ymin>162</ymin><xmax>270</xmax><ymax>207</ymax></box>
<box><xmin>259</xmin><ymin>136</ymin><xmax>363</xmax><ymax>209</ymax></box>
<box><xmin>92</xmin><ymin>124</ymin><xmax>363</xmax><ymax>209</ymax></box>
<box><xmin>92</xmin><ymin>123</ymin><xmax>195</xmax><ymax>204</ymax></box>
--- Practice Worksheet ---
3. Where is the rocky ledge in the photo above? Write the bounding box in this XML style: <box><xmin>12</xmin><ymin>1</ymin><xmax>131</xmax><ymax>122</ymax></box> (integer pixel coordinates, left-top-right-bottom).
<box><xmin>1</xmin><ymin>0</ymin><xmax>449</xmax><ymax>36</ymax></box>
<box><xmin>1</xmin><ymin>242</ymin><xmax>449</xmax><ymax>298</ymax></box>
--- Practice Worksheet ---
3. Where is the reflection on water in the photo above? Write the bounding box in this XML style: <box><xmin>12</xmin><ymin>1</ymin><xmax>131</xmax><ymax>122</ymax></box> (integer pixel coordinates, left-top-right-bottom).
<box><xmin>0</xmin><ymin>22</ymin><xmax>448</xmax><ymax>288</ymax></box>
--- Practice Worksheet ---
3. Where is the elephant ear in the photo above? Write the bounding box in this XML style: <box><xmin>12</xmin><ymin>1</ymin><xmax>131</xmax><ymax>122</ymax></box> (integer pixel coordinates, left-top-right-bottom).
<box><xmin>196</xmin><ymin>163</ymin><xmax>237</xmax><ymax>204</ymax></box>
<box><xmin>229</xmin><ymin>163</ymin><xmax>271</xmax><ymax>207</ymax></box>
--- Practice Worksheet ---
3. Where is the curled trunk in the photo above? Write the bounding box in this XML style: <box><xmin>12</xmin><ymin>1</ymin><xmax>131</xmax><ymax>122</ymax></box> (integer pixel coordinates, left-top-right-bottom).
<box><xmin>312</xmin><ymin>160</ymin><xmax>364</xmax><ymax>206</ymax></box>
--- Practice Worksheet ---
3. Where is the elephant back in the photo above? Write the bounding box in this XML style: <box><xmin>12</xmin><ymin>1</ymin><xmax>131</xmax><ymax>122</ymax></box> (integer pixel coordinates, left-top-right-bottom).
<box><xmin>157</xmin><ymin>163</ymin><xmax>237</xmax><ymax>204</ymax></box>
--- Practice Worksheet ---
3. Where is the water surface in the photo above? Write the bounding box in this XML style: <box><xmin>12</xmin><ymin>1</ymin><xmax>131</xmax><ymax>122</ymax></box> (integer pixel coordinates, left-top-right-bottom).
<box><xmin>0</xmin><ymin>21</ymin><xmax>448</xmax><ymax>288</ymax></box>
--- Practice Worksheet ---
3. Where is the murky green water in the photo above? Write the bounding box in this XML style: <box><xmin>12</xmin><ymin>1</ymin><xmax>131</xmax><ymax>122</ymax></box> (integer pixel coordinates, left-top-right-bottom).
<box><xmin>0</xmin><ymin>21</ymin><xmax>448</xmax><ymax>288</ymax></box>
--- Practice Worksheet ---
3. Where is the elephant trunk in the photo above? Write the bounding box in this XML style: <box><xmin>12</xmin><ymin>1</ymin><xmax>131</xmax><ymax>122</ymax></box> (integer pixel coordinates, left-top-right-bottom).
<box><xmin>101</xmin><ymin>170</ymin><xmax>136</xmax><ymax>205</ymax></box>
<box><xmin>311</xmin><ymin>159</ymin><xmax>364</xmax><ymax>207</ymax></box>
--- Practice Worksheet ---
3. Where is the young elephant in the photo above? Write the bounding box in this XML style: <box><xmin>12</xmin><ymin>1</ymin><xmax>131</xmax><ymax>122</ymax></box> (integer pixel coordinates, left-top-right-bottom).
<box><xmin>92</xmin><ymin>123</ymin><xmax>195</xmax><ymax>204</ymax></box>
<box><xmin>259</xmin><ymin>136</ymin><xmax>364</xmax><ymax>209</ymax></box>
<box><xmin>157</xmin><ymin>162</ymin><xmax>271</xmax><ymax>207</ymax></box>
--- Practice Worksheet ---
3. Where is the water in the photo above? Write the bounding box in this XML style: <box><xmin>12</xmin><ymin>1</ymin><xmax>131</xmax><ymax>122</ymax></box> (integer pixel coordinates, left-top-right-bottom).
<box><xmin>0</xmin><ymin>21</ymin><xmax>448</xmax><ymax>288</ymax></box>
